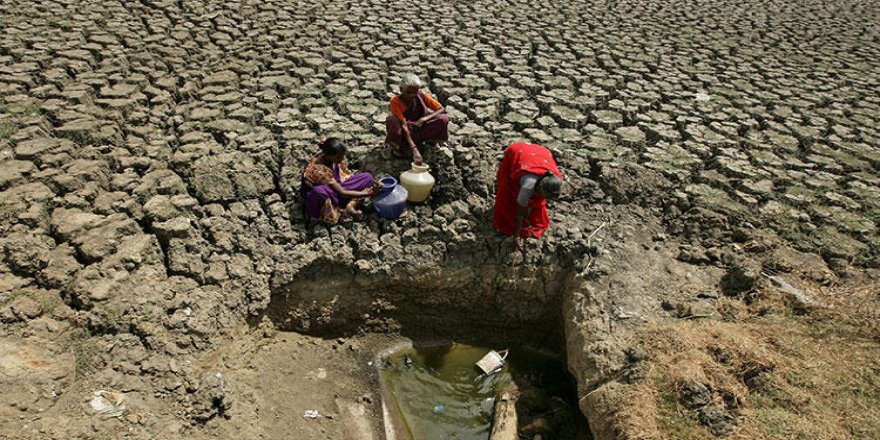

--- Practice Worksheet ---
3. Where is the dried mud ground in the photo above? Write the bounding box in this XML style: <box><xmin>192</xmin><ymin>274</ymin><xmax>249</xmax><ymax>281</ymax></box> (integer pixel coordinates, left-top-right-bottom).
<box><xmin>0</xmin><ymin>0</ymin><xmax>879</xmax><ymax>439</ymax></box>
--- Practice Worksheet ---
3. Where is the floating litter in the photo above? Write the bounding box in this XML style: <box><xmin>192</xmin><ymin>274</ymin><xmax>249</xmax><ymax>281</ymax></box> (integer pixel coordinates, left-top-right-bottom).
<box><xmin>475</xmin><ymin>349</ymin><xmax>509</xmax><ymax>375</ymax></box>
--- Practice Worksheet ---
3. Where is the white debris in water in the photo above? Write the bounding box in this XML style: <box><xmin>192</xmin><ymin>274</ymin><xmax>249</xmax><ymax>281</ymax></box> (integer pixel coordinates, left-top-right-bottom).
<box><xmin>694</xmin><ymin>92</ymin><xmax>711</xmax><ymax>102</ymax></box>
<box><xmin>303</xmin><ymin>409</ymin><xmax>320</xmax><ymax>419</ymax></box>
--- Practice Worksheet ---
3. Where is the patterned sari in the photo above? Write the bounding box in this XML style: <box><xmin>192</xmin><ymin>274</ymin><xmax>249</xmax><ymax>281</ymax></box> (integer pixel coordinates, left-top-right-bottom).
<box><xmin>300</xmin><ymin>154</ymin><xmax>374</xmax><ymax>224</ymax></box>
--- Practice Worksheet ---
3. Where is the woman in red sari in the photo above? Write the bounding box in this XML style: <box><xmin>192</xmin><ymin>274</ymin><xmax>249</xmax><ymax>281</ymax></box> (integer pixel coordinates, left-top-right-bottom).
<box><xmin>493</xmin><ymin>142</ymin><xmax>564</xmax><ymax>246</ymax></box>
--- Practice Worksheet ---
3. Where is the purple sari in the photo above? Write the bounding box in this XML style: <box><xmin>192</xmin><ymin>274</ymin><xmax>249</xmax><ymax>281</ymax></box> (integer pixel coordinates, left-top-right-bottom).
<box><xmin>301</xmin><ymin>160</ymin><xmax>374</xmax><ymax>222</ymax></box>
<box><xmin>385</xmin><ymin>90</ymin><xmax>449</xmax><ymax>154</ymax></box>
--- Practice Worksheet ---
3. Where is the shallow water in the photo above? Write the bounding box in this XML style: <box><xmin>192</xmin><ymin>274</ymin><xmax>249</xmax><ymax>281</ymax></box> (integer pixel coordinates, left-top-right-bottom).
<box><xmin>379</xmin><ymin>343</ymin><xmax>576</xmax><ymax>439</ymax></box>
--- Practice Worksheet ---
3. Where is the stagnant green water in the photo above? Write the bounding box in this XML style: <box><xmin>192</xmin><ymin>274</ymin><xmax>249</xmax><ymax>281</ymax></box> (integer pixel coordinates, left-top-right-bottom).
<box><xmin>379</xmin><ymin>343</ymin><xmax>584</xmax><ymax>439</ymax></box>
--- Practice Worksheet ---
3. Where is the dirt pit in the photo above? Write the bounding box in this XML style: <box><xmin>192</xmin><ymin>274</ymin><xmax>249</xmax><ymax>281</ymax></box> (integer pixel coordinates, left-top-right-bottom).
<box><xmin>240</xmin><ymin>252</ymin><xmax>585</xmax><ymax>439</ymax></box>
<box><xmin>259</xmin><ymin>258</ymin><xmax>577</xmax><ymax>344</ymax></box>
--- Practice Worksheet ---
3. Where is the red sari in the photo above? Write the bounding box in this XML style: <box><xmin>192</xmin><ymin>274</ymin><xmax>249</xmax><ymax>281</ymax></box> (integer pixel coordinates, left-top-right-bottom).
<box><xmin>492</xmin><ymin>142</ymin><xmax>563</xmax><ymax>238</ymax></box>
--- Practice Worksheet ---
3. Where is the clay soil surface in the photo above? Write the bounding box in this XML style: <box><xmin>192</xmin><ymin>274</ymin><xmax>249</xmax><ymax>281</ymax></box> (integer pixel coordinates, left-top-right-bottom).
<box><xmin>1</xmin><ymin>0</ymin><xmax>878</xmax><ymax>439</ymax></box>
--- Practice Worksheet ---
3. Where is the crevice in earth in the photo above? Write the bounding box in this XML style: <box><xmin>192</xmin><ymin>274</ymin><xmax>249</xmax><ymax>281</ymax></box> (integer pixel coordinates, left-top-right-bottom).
<box><xmin>44</xmin><ymin>227</ymin><xmax>92</xmax><ymax>269</ymax></box>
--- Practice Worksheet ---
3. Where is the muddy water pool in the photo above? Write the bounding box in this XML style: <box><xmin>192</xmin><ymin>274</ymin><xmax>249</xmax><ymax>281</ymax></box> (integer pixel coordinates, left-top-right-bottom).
<box><xmin>379</xmin><ymin>343</ymin><xmax>588</xmax><ymax>439</ymax></box>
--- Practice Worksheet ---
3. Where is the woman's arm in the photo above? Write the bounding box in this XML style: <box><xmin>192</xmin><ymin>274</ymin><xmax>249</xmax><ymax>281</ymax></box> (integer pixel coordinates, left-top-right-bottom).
<box><xmin>512</xmin><ymin>204</ymin><xmax>530</xmax><ymax>251</ymax></box>
<box><xmin>401</xmin><ymin>121</ymin><xmax>417</xmax><ymax>150</ymax></box>
<box><xmin>401</xmin><ymin>123</ymin><xmax>423</xmax><ymax>164</ymax></box>
<box><xmin>511</xmin><ymin>174</ymin><xmax>539</xmax><ymax>246</ymax></box>
<box><xmin>414</xmin><ymin>107</ymin><xmax>444</xmax><ymax>127</ymax></box>
<box><xmin>513</xmin><ymin>204</ymin><xmax>530</xmax><ymax>238</ymax></box>
<box><xmin>415</xmin><ymin>93</ymin><xmax>445</xmax><ymax>126</ymax></box>
<box><xmin>328</xmin><ymin>180</ymin><xmax>371</xmax><ymax>199</ymax></box>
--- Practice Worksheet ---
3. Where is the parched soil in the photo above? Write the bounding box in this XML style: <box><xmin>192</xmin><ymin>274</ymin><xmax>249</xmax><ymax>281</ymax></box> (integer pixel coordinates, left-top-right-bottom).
<box><xmin>0</xmin><ymin>0</ymin><xmax>878</xmax><ymax>439</ymax></box>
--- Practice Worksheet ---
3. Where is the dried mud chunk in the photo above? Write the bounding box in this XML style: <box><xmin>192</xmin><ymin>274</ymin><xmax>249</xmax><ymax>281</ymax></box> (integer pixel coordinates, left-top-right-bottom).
<box><xmin>188</xmin><ymin>371</ymin><xmax>232</xmax><ymax>422</ymax></box>
<box><xmin>721</xmin><ymin>255</ymin><xmax>761</xmax><ymax>294</ymax></box>
<box><xmin>152</xmin><ymin>217</ymin><xmax>192</xmax><ymax>240</ymax></box>
<box><xmin>36</xmin><ymin>243</ymin><xmax>81</xmax><ymax>288</ymax></box>
<box><xmin>190</xmin><ymin>170</ymin><xmax>236</xmax><ymax>203</ymax></box>
<box><xmin>108</xmin><ymin>233</ymin><xmax>164</xmax><ymax>269</ymax></box>
<box><xmin>591</xmin><ymin>110</ymin><xmax>623</xmax><ymax>129</ymax></box>
<box><xmin>63</xmin><ymin>159</ymin><xmax>110</xmax><ymax>189</ymax></box>
<box><xmin>190</xmin><ymin>152</ymin><xmax>273</xmax><ymax>203</ymax></box>
<box><xmin>166</xmin><ymin>236</ymin><xmax>209</xmax><ymax>280</ymax></box>
<box><xmin>600</xmin><ymin>162</ymin><xmax>672</xmax><ymax>205</ymax></box>
<box><xmin>810</xmin><ymin>226</ymin><xmax>867</xmax><ymax>260</ymax></box>
<box><xmin>550</xmin><ymin>104</ymin><xmax>586</xmax><ymax>128</ymax></box>
<box><xmin>189</xmin><ymin>107</ymin><xmax>221</xmax><ymax>121</ymax></box>
<box><xmin>202</xmin><ymin>70</ymin><xmax>238</xmax><ymax>86</ymax></box>
<box><xmin>144</xmin><ymin>195</ymin><xmax>186</xmax><ymax>223</ymax></box>
<box><xmin>614</xmin><ymin>126</ymin><xmax>646</xmax><ymax>147</ymax></box>
<box><xmin>1</xmin><ymin>177</ymin><xmax>46</xmax><ymax>216</ymax></box>
<box><xmin>1</xmin><ymin>231</ymin><xmax>54</xmax><ymax>275</ymax></box>
<box><xmin>0</xmin><ymin>160</ymin><xmax>34</xmax><ymax>189</ymax></box>
<box><xmin>55</xmin><ymin>119</ymin><xmax>115</xmax><ymax>145</ymax></box>
<box><xmin>679</xmin><ymin>379</ymin><xmax>712</xmax><ymax>409</ymax></box>
<box><xmin>73</xmin><ymin>215</ymin><xmax>142</xmax><ymax>263</ymax></box>
<box><xmin>70</xmin><ymin>265</ymin><xmax>128</xmax><ymax>303</ymax></box>
<box><xmin>7</xmin><ymin>294</ymin><xmax>43</xmax><ymax>320</ymax></box>
<box><xmin>50</xmin><ymin>208</ymin><xmax>102</xmax><ymax>239</ymax></box>
<box><xmin>132</xmin><ymin>169</ymin><xmax>188</xmax><ymax>202</ymax></box>
<box><xmin>699</xmin><ymin>404</ymin><xmax>734</xmax><ymax>436</ymax></box>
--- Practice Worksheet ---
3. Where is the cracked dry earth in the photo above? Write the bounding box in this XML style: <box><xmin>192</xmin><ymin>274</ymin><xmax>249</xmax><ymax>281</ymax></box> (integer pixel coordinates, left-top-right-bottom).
<box><xmin>0</xmin><ymin>0</ymin><xmax>878</xmax><ymax>439</ymax></box>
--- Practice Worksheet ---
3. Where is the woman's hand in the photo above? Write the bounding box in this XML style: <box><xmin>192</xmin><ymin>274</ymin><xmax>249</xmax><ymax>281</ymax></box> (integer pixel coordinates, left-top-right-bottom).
<box><xmin>412</xmin><ymin>116</ymin><xmax>430</xmax><ymax>128</ymax></box>
<box><xmin>412</xmin><ymin>148</ymin><xmax>423</xmax><ymax>165</ymax></box>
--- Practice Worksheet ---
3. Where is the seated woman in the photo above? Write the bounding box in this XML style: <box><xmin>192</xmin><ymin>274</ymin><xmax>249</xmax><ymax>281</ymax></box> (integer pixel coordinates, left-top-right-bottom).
<box><xmin>493</xmin><ymin>142</ymin><xmax>565</xmax><ymax>247</ymax></box>
<box><xmin>301</xmin><ymin>137</ymin><xmax>376</xmax><ymax>225</ymax></box>
<box><xmin>383</xmin><ymin>73</ymin><xmax>449</xmax><ymax>165</ymax></box>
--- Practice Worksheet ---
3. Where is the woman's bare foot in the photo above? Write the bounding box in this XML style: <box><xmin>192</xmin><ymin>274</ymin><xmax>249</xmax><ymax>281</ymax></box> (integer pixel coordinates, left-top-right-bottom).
<box><xmin>344</xmin><ymin>205</ymin><xmax>364</xmax><ymax>220</ymax></box>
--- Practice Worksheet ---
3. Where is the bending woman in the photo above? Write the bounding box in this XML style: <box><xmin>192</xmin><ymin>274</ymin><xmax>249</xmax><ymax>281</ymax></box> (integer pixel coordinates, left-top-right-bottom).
<box><xmin>383</xmin><ymin>73</ymin><xmax>449</xmax><ymax>165</ymax></box>
<box><xmin>301</xmin><ymin>137</ymin><xmax>376</xmax><ymax>224</ymax></box>
<box><xmin>493</xmin><ymin>142</ymin><xmax>565</xmax><ymax>245</ymax></box>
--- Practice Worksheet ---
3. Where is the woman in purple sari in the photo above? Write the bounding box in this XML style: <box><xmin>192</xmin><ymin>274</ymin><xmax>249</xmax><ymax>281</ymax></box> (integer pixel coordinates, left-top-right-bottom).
<box><xmin>301</xmin><ymin>137</ymin><xmax>376</xmax><ymax>224</ymax></box>
<box><xmin>383</xmin><ymin>73</ymin><xmax>449</xmax><ymax>165</ymax></box>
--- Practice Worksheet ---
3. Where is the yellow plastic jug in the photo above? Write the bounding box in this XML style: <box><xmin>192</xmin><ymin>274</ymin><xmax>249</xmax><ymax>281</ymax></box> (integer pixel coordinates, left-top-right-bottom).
<box><xmin>399</xmin><ymin>162</ymin><xmax>435</xmax><ymax>202</ymax></box>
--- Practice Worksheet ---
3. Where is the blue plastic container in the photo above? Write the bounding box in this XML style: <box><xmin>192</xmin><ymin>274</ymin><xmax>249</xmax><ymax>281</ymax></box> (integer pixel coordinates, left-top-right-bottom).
<box><xmin>372</xmin><ymin>176</ymin><xmax>408</xmax><ymax>220</ymax></box>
